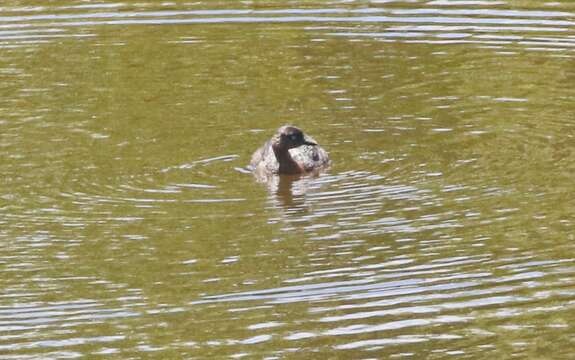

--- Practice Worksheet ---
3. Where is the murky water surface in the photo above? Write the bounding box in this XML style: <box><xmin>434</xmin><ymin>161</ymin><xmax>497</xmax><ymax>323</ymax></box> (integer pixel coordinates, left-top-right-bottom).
<box><xmin>1</xmin><ymin>0</ymin><xmax>574</xmax><ymax>358</ymax></box>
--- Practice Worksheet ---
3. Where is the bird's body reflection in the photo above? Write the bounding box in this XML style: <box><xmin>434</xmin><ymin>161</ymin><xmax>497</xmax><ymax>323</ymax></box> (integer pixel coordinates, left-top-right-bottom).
<box><xmin>265</xmin><ymin>173</ymin><xmax>316</xmax><ymax>211</ymax></box>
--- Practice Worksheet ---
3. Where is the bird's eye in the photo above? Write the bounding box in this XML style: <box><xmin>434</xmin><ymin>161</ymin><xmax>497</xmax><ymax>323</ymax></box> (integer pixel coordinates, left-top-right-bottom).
<box><xmin>290</xmin><ymin>135</ymin><xmax>297</xmax><ymax>141</ymax></box>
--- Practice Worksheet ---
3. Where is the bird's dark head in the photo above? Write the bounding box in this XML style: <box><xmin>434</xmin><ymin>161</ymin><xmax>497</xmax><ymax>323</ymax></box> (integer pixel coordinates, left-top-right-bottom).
<box><xmin>273</xmin><ymin>125</ymin><xmax>317</xmax><ymax>150</ymax></box>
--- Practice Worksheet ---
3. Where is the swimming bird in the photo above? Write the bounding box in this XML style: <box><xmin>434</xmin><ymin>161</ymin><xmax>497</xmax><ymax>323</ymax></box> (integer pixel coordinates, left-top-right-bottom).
<box><xmin>250</xmin><ymin>125</ymin><xmax>330</xmax><ymax>175</ymax></box>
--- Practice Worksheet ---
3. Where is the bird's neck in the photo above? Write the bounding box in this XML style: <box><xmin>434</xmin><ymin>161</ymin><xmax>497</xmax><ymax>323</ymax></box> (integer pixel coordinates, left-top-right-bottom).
<box><xmin>272</xmin><ymin>145</ymin><xmax>301</xmax><ymax>174</ymax></box>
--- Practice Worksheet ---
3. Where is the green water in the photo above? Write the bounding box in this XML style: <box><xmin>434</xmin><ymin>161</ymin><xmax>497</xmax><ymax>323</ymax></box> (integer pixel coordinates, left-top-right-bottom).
<box><xmin>1</xmin><ymin>1</ymin><xmax>574</xmax><ymax>358</ymax></box>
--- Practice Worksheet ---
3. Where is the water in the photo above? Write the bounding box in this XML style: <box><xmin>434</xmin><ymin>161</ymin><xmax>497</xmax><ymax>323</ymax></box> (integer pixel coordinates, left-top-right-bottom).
<box><xmin>1</xmin><ymin>0</ymin><xmax>574</xmax><ymax>358</ymax></box>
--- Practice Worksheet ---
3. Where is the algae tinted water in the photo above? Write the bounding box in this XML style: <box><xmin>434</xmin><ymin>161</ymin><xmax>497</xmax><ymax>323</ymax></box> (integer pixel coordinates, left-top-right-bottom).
<box><xmin>1</xmin><ymin>1</ymin><xmax>574</xmax><ymax>358</ymax></box>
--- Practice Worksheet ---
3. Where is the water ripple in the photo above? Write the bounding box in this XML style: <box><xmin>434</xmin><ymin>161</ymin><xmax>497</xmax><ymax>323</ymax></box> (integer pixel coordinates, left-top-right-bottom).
<box><xmin>193</xmin><ymin>253</ymin><xmax>575</xmax><ymax>351</ymax></box>
<box><xmin>0</xmin><ymin>0</ymin><xmax>574</xmax><ymax>357</ymax></box>
<box><xmin>0</xmin><ymin>3</ymin><xmax>571</xmax><ymax>53</ymax></box>
<box><xmin>0</xmin><ymin>300</ymin><xmax>137</xmax><ymax>350</ymax></box>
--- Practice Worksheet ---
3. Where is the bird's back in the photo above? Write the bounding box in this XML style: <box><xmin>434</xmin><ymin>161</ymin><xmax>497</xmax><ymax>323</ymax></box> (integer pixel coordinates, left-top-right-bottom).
<box><xmin>289</xmin><ymin>143</ymin><xmax>330</xmax><ymax>171</ymax></box>
<box><xmin>249</xmin><ymin>140</ymin><xmax>279</xmax><ymax>173</ymax></box>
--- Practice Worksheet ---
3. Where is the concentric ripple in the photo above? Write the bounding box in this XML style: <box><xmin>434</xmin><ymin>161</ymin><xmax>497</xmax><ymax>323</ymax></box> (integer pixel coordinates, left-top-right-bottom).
<box><xmin>1</xmin><ymin>0</ymin><xmax>574</xmax><ymax>358</ymax></box>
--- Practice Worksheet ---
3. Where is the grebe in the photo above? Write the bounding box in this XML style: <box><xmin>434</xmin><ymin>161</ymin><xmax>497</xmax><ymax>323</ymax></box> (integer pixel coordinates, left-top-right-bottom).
<box><xmin>250</xmin><ymin>125</ymin><xmax>330</xmax><ymax>175</ymax></box>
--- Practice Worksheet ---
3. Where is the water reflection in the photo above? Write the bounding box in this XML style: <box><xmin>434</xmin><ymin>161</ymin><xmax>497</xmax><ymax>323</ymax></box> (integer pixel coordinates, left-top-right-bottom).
<box><xmin>262</xmin><ymin>170</ymin><xmax>427</xmax><ymax>241</ymax></box>
<box><xmin>263</xmin><ymin>173</ymin><xmax>313</xmax><ymax>211</ymax></box>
